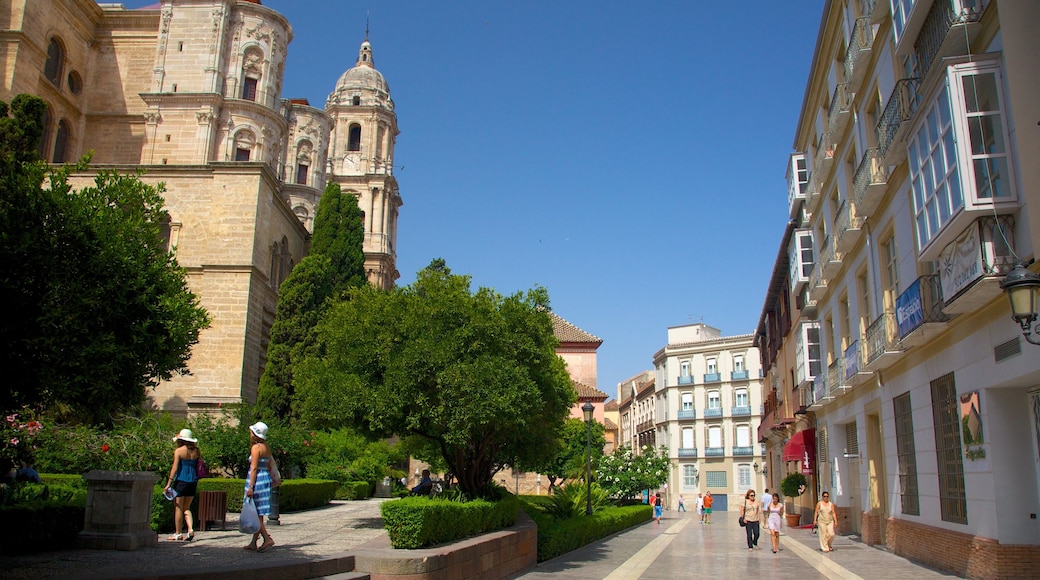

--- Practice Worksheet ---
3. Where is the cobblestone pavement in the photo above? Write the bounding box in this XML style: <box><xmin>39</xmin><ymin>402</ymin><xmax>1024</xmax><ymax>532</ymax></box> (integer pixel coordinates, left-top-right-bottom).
<box><xmin>514</xmin><ymin>509</ymin><xmax>961</xmax><ymax>579</ymax></box>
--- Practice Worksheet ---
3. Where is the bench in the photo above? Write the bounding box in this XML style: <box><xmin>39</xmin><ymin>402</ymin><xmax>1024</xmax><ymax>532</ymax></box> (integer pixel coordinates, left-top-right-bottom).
<box><xmin>197</xmin><ymin>490</ymin><xmax>227</xmax><ymax>531</ymax></box>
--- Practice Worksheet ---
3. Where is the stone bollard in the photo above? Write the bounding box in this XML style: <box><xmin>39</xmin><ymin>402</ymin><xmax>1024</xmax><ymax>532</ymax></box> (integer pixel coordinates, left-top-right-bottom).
<box><xmin>268</xmin><ymin>486</ymin><xmax>280</xmax><ymax>525</ymax></box>
<box><xmin>78</xmin><ymin>471</ymin><xmax>158</xmax><ymax>550</ymax></box>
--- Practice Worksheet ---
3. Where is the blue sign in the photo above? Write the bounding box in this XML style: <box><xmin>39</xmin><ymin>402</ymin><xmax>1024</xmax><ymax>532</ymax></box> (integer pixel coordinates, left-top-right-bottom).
<box><xmin>844</xmin><ymin>342</ymin><xmax>859</xmax><ymax>380</ymax></box>
<box><xmin>896</xmin><ymin>279</ymin><xmax>924</xmax><ymax>338</ymax></box>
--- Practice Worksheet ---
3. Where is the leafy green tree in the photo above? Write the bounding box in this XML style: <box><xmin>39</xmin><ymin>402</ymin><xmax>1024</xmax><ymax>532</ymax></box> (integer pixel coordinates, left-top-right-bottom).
<box><xmin>0</xmin><ymin>95</ymin><xmax>209</xmax><ymax>424</ymax></box>
<box><xmin>296</xmin><ymin>261</ymin><xmax>576</xmax><ymax>498</ymax></box>
<box><xmin>521</xmin><ymin>418</ymin><xmax>606</xmax><ymax>490</ymax></box>
<box><xmin>596</xmin><ymin>445</ymin><xmax>671</xmax><ymax>499</ymax></box>
<box><xmin>310</xmin><ymin>182</ymin><xmax>367</xmax><ymax>295</ymax></box>
<box><xmin>256</xmin><ymin>183</ymin><xmax>366</xmax><ymax>421</ymax></box>
<box><xmin>256</xmin><ymin>254</ymin><xmax>334</xmax><ymax>420</ymax></box>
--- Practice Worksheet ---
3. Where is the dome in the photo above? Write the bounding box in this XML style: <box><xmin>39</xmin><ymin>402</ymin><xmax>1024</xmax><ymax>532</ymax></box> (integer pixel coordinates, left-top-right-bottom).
<box><xmin>327</xmin><ymin>39</ymin><xmax>392</xmax><ymax>108</ymax></box>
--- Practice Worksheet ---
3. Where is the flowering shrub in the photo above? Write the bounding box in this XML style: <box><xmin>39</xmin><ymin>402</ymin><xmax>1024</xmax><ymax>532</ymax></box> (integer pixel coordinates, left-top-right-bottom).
<box><xmin>1</xmin><ymin>409</ymin><xmax>44</xmax><ymax>474</ymax></box>
<box><xmin>595</xmin><ymin>445</ymin><xmax>670</xmax><ymax>499</ymax></box>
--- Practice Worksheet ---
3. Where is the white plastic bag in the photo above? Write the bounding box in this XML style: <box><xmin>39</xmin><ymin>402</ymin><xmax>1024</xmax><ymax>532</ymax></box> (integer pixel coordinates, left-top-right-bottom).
<box><xmin>240</xmin><ymin>497</ymin><xmax>261</xmax><ymax>534</ymax></box>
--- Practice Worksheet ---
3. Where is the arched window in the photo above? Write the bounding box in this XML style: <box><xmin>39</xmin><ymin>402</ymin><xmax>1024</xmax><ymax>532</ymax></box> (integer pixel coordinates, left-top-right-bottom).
<box><xmin>296</xmin><ymin>140</ymin><xmax>312</xmax><ymax>185</ymax></box>
<box><xmin>234</xmin><ymin>129</ymin><xmax>256</xmax><ymax>161</ymax></box>
<box><xmin>347</xmin><ymin>124</ymin><xmax>361</xmax><ymax>151</ymax></box>
<box><xmin>44</xmin><ymin>37</ymin><xmax>64</xmax><ymax>87</ymax></box>
<box><xmin>352</xmin><ymin>95</ymin><xmax>361</xmax><ymax>106</ymax></box>
<box><xmin>52</xmin><ymin>119</ymin><xmax>70</xmax><ymax>163</ymax></box>
<box><xmin>241</xmin><ymin>47</ymin><xmax>264</xmax><ymax>102</ymax></box>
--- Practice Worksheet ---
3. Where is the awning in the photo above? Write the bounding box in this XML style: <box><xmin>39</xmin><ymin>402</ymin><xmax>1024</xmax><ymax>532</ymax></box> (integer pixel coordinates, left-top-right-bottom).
<box><xmin>782</xmin><ymin>428</ymin><xmax>816</xmax><ymax>463</ymax></box>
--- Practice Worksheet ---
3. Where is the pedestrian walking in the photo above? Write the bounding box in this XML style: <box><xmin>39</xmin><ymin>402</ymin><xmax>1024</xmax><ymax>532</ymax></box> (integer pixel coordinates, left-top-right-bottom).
<box><xmin>164</xmin><ymin>429</ymin><xmax>200</xmax><ymax>541</ymax></box>
<box><xmin>696</xmin><ymin>492</ymin><xmax>705</xmax><ymax>522</ymax></box>
<box><xmin>761</xmin><ymin>488</ymin><xmax>772</xmax><ymax>511</ymax></box>
<box><xmin>814</xmin><ymin>491</ymin><xmax>836</xmax><ymax>552</ymax></box>
<box><xmin>678</xmin><ymin>494</ymin><xmax>686</xmax><ymax>512</ymax></box>
<box><xmin>766</xmin><ymin>492</ymin><xmax>784</xmax><ymax>553</ymax></box>
<box><xmin>653</xmin><ymin>493</ymin><xmax>663</xmax><ymax>522</ymax></box>
<box><xmin>702</xmin><ymin>491</ymin><xmax>714</xmax><ymax>524</ymax></box>
<box><xmin>243</xmin><ymin>422</ymin><xmax>276</xmax><ymax>553</ymax></box>
<box><xmin>741</xmin><ymin>489</ymin><xmax>762</xmax><ymax>551</ymax></box>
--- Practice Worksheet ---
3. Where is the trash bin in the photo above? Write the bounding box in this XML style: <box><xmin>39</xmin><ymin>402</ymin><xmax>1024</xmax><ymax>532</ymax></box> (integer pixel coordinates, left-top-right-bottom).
<box><xmin>198</xmin><ymin>490</ymin><xmax>227</xmax><ymax>531</ymax></box>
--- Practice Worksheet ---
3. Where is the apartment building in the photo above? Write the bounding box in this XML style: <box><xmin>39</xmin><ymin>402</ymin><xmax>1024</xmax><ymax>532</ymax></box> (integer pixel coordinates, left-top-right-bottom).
<box><xmin>757</xmin><ymin>1</ymin><xmax>1040</xmax><ymax>577</ymax></box>
<box><xmin>653</xmin><ymin>324</ymin><xmax>764</xmax><ymax>511</ymax></box>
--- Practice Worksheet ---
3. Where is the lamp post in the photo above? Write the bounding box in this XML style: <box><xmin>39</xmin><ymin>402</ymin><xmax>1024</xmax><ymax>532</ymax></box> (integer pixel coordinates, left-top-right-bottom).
<box><xmin>582</xmin><ymin>400</ymin><xmax>594</xmax><ymax>516</ymax></box>
<box><xmin>1000</xmin><ymin>262</ymin><xmax>1040</xmax><ymax>345</ymax></box>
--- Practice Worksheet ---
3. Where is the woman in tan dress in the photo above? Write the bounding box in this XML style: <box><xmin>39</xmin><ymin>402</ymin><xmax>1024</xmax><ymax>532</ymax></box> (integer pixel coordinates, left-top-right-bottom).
<box><xmin>813</xmin><ymin>491</ymin><xmax>836</xmax><ymax>552</ymax></box>
<box><xmin>742</xmin><ymin>489</ymin><xmax>762</xmax><ymax>551</ymax></box>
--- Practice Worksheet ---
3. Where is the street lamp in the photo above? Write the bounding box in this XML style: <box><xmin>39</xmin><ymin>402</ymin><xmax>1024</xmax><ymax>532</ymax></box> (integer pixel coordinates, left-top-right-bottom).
<box><xmin>1000</xmin><ymin>262</ymin><xmax>1040</xmax><ymax>345</ymax></box>
<box><xmin>582</xmin><ymin>400</ymin><xmax>594</xmax><ymax>516</ymax></box>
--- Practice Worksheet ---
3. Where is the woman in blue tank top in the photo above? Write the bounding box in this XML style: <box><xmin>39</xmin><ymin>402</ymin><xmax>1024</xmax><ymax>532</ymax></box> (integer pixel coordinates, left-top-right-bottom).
<box><xmin>165</xmin><ymin>429</ymin><xmax>201</xmax><ymax>541</ymax></box>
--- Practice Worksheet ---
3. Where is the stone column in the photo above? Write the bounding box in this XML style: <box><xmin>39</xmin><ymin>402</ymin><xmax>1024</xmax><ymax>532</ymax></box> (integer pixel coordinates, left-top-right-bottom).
<box><xmin>78</xmin><ymin>471</ymin><xmax>158</xmax><ymax>551</ymax></box>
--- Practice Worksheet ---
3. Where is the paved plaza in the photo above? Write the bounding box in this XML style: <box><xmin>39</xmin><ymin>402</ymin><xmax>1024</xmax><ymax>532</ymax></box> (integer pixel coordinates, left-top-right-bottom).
<box><xmin>0</xmin><ymin>500</ymin><xmax>959</xmax><ymax>579</ymax></box>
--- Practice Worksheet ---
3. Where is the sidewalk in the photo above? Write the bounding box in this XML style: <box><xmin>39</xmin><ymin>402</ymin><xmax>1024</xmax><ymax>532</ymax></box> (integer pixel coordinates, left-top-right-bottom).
<box><xmin>1</xmin><ymin>499</ymin><xmax>391</xmax><ymax>579</ymax></box>
<box><xmin>515</xmin><ymin>509</ymin><xmax>959</xmax><ymax>579</ymax></box>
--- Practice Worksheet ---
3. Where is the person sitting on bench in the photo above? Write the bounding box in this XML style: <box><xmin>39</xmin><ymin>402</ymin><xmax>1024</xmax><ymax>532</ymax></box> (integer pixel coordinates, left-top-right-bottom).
<box><xmin>411</xmin><ymin>469</ymin><xmax>433</xmax><ymax>496</ymax></box>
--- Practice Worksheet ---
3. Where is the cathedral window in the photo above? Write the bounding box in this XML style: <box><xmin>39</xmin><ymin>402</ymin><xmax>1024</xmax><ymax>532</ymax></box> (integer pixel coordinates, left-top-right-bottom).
<box><xmin>37</xmin><ymin>106</ymin><xmax>51</xmax><ymax>160</ymax></box>
<box><xmin>242</xmin><ymin>77</ymin><xmax>258</xmax><ymax>101</ymax></box>
<box><xmin>52</xmin><ymin>119</ymin><xmax>70</xmax><ymax>163</ymax></box>
<box><xmin>44</xmin><ymin>37</ymin><xmax>64</xmax><ymax>88</ymax></box>
<box><xmin>296</xmin><ymin>163</ymin><xmax>308</xmax><ymax>185</ymax></box>
<box><xmin>348</xmin><ymin>124</ymin><xmax>362</xmax><ymax>151</ymax></box>
<box><xmin>352</xmin><ymin>96</ymin><xmax>361</xmax><ymax>106</ymax></box>
<box><xmin>233</xmin><ymin>130</ymin><xmax>256</xmax><ymax>161</ymax></box>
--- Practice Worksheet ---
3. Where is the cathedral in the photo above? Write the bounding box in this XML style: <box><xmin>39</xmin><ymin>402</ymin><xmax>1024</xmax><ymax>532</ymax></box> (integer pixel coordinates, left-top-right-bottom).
<box><xmin>0</xmin><ymin>0</ymin><xmax>402</xmax><ymax>414</ymax></box>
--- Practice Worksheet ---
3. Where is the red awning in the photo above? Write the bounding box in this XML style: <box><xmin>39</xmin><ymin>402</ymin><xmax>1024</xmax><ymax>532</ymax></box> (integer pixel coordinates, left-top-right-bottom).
<box><xmin>782</xmin><ymin>429</ymin><xmax>816</xmax><ymax>463</ymax></box>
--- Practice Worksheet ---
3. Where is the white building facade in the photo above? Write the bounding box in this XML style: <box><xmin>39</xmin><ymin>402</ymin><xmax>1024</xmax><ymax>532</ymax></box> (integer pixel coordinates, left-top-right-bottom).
<box><xmin>653</xmin><ymin>324</ymin><xmax>764</xmax><ymax>511</ymax></box>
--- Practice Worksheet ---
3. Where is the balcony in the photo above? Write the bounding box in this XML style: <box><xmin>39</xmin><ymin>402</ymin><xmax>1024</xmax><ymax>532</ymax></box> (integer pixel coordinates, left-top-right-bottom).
<box><xmin>866</xmin><ymin>0</ymin><xmax>886</xmax><ymax>21</ymax></box>
<box><xmin>799</xmin><ymin>385</ymin><xmax>817</xmax><ymax>412</ymax></box>
<box><xmin>876</xmin><ymin>78</ymin><xmax>921</xmax><ymax>166</ymax></box>
<box><xmin>834</xmin><ymin>199</ymin><xmax>864</xmax><ymax>253</ymax></box>
<box><xmin>898</xmin><ymin>274</ymin><xmax>951</xmax><ymax>348</ymax></box>
<box><xmin>819</xmin><ymin>234</ymin><xmax>843</xmax><ymax>280</ymax></box>
<box><xmin>844</xmin><ymin>17</ymin><xmax>875</xmax><ymax>91</ymax></box>
<box><xmin>703</xmin><ymin>408</ymin><xmax>723</xmax><ymax>419</ymax></box>
<box><xmin>731</xmin><ymin>406</ymin><xmax>752</xmax><ymax>417</ymax></box>
<box><xmin>806</xmin><ymin>171</ymin><xmax>823</xmax><ymax>213</ymax></box>
<box><xmin>808</xmin><ymin>262</ymin><xmax>828</xmax><ymax>301</ymax></box>
<box><xmin>636</xmin><ymin>420</ymin><xmax>655</xmax><ymax>433</ymax></box>
<box><xmin>704</xmin><ymin>447</ymin><xmax>725</xmax><ymax>458</ymax></box>
<box><xmin>827</xmin><ymin>83</ymin><xmax>853</xmax><ymax>136</ymax></box>
<box><xmin>813</xmin><ymin>373</ymin><xmax>831</xmax><ymax>405</ymax></box>
<box><xmin>813</xmin><ymin>136</ymin><xmax>837</xmax><ymax>189</ymax></box>
<box><xmin>864</xmin><ymin>310</ymin><xmax>902</xmax><ymax>370</ymax></box>
<box><xmin>914</xmin><ymin>0</ymin><xmax>985</xmax><ymax>83</ymax></box>
<box><xmin>732</xmin><ymin>446</ymin><xmax>754</xmax><ymax>457</ymax></box>
<box><xmin>852</xmin><ymin>148</ymin><xmax>889</xmax><ymax>217</ymax></box>
<box><xmin>677</xmin><ymin>409</ymin><xmax>697</xmax><ymax>420</ymax></box>
<box><xmin>828</xmin><ymin>358</ymin><xmax>849</xmax><ymax>395</ymax></box>
<box><xmin>939</xmin><ymin>216</ymin><xmax>1016</xmax><ymax>315</ymax></box>
<box><xmin>843</xmin><ymin>340</ymin><xmax>872</xmax><ymax>387</ymax></box>
<box><xmin>678</xmin><ymin>448</ymin><xmax>698</xmax><ymax>458</ymax></box>
<box><xmin>677</xmin><ymin>375</ymin><xmax>695</xmax><ymax>385</ymax></box>
<box><xmin>788</xmin><ymin>153</ymin><xmax>809</xmax><ymax>219</ymax></box>
<box><xmin>731</xmin><ymin>370</ymin><xmax>750</xmax><ymax>381</ymax></box>
<box><xmin>704</xmin><ymin>373</ymin><xmax>721</xmax><ymax>383</ymax></box>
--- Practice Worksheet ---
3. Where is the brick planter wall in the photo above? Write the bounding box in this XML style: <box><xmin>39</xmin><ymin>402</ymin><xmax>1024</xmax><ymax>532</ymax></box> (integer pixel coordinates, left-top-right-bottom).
<box><xmin>353</xmin><ymin>511</ymin><xmax>538</xmax><ymax>580</ymax></box>
<box><xmin>861</xmin><ymin>511</ymin><xmax>882</xmax><ymax>546</ymax></box>
<box><xmin>887</xmin><ymin>517</ymin><xmax>1040</xmax><ymax>579</ymax></box>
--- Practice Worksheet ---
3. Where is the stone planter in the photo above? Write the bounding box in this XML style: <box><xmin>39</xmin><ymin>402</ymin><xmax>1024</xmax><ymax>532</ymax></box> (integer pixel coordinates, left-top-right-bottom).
<box><xmin>78</xmin><ymin>471</ymin><xmax>158</xmax><ymax>550</ymax></box>
<box><xmin>785</xmin><ymin>512</ymin><xmax>801</xmax><ymax>527</ymax></box>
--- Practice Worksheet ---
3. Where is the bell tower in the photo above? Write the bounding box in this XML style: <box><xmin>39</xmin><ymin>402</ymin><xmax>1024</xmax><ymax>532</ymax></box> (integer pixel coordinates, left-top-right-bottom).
<box><xmin>326</xmin><ymin>37</ymin><xmax>401</xmax><ymax>289</ymax></box>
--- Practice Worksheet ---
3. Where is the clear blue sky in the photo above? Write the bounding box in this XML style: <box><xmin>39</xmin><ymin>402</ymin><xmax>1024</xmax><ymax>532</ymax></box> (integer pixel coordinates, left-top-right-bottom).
<box><xmin>124</xmin><ymin>0</ymin><xmax>823</xmax><ymax>399</ymax></box>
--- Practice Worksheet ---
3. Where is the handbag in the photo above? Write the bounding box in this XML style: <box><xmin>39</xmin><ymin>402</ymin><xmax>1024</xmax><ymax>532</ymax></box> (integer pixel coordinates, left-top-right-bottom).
<box><xmin>240</xmin><ymin>497</ymin><xmax>261</xmax><ymax>534</ymax></box>
<box><xmin>269</xmin><ymin>458</ymin><xmax>282</xmax><ymax>488</ymax></box>
<box><xmin>739</xmin><ymin>515</ymin><xmax>746</xmax><ymax>527</ymax></box>
<box><xmin>197</xmin><ymin>458</ymin><xmax>209</xmax><ymax>479</ymax></box>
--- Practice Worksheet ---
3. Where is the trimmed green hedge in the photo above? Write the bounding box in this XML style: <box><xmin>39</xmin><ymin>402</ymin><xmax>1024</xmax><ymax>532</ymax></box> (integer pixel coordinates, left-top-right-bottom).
<box><xmin>0</xmin><ymin>503</ymin><xmax>84</xmax><ymax>555</ymax></box>
<box><xmin>343</xmin><ymin>481</ymin><xmax>371</xmax><ymax>500</ymax></box>
<box><xmin>381</xmin><ymin>493</ymin><xmax>520</xmax><ymax>549</ymax></box>
<box><xmin>523</xmin><ymin>502</ymin><xmax>652</xmax><ymax>562</ymax></box>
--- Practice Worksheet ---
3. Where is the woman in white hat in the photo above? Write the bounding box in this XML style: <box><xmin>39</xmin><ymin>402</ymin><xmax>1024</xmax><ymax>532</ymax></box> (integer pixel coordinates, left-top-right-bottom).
<box><xmin>243</xmin><ymin>421</ymin><xmax>275</xmax><ymax>552</ymax></box>
<box><xmin>165</xmin><ymin>428</ymin><xmax>201</xmax><ymax>541</ymax></box>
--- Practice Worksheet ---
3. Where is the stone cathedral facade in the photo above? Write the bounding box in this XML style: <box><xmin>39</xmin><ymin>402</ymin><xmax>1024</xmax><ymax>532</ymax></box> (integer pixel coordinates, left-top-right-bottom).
<box><xmin>0</xmin><ymin>0</ymin><xmax>402</xmax><ymax>415</ymax></box>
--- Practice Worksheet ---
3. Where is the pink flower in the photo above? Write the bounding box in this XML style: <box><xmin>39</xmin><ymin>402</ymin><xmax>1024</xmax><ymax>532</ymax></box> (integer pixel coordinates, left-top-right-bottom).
<box><xmin>9</xmin><ymin>437</ymin><xmax>19</xmax><ymax>445</ymax></box>
<box><xmin>5</xmin><ymin>414</ymin><xmax>16</xmax><ymax>424</ymax></box>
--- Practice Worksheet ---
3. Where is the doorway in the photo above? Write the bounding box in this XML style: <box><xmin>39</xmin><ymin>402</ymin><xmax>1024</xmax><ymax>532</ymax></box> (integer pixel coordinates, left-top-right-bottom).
<box><xmin>866</xmin><ymin>412</ymin><xmax>888</xmax><ymax>544</ymax></box>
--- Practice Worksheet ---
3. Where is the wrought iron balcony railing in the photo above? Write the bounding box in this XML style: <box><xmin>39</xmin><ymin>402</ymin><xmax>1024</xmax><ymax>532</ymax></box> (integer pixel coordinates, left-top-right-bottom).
<box><xmin>819</xmin><ymin>234</ymin><xmax>843</xmax><ymax>280</ymax></box>
<box><xmin>828</xmin><ymin>358</ymin><xmax>848</xmax><ymax>395</ymax></box>
<box><xmin>808</xmin><ymin>261</ymin><xmax>827</xmax><ymax>301</ymax></box>
<box><xmin>703</xmin><ymin>408</ymin><xmax>723</xmax><ymax>419</ymax></box>
<box><xmin>865</xmin><ymin>310</ymin><xmax>902</xmax><ymax>369</ymax></box>
<box><xmin>677</xmin><ymin>375</ymin><xmax>695</xmax><ymax>385</ymax></box>
<box><xmin>732</xmin><ymin>446</ymin><xmax>754</xmax><ymax>456</ymax></box>
<box><xmin>731</xmin><ymin>406</ymin><xmax>752</xmax><ymax>417</ymax></box>
<box><xmin>828</xmin><ymin>83</ymin><xmax>854</xmax><ymax>135</ymax></box>
<box><xmin>834</xmin><ymin>199</ymin><xmax>864</xmax><ymax>253</ymax></box>
<box><xmin>704</xmin><ymin>447</ymin><xmax>725</xmax><ymax>457</ymax></box>
<box><xmin>844</xmin><ymin>17</ymin><xmax>875</xmax><ymax>90</ymax></box>
<box><xmin>678</xmin><ymin>448</ymin><xmax>698</xmax><ymax>458</ymax></box>
<box><xmin>876</xmin><ymin>78</ymin><xmax>921</xmax><ymax>164</ymax></box>
<box><xmin>704</xmin><ymin>373</ymin><xmax>721</xmax><ymax>383</ymax></box>
<box><xmin>852</xmin><ymin>147</ymin><xmax>889</xmax><ymax>217</ymax></box>
<box><xmin>731</xmin><ymin>370</ymin><xmax>750</xmax><ymax>381</ymax></box>
<box><xmin>915</xmin><ymin>0</ymin><xmax>984</xmax><ymax>82</ymax></box>
<box><xmin>897</xmin><ymin>274</ymin><xmax>950</xmax><ymax>348</ymax></box>
<box><xmin>677</xmin><ymin>410</ymin><xmax>697</xmax><ymax>420</ymax></box>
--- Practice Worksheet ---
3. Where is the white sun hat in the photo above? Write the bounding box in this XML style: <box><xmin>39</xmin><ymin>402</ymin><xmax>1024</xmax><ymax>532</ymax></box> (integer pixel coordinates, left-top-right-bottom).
<box><xmin>173</xmin><ymin>428</ymin><xmax>197</xmax><ymax>443</ymax></box>
<box><xmin>249</xmin><ymin>421</ymin><xmax>268</xmax><ymax>440</ymax></box>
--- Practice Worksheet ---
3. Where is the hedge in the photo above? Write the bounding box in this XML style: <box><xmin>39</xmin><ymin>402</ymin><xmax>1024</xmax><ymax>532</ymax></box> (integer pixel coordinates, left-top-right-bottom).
<box><xmin>381</xmin><ymin>492</ymin><xmax>520</xmax><ymax>549</ymax></box>
<box><xmin>344</xmin><ymin>481</ymin><xmax>371</xmax><ymax>500</ymax></box>
<box><xmin>524</xmin><ymin>503</ymin><xmax>652</xmax><ymax>562</ymax></box>
<box><xmin>0</xmin><ymin>503</ymin><xmax>85</xmax><ymax>555</ymax></box>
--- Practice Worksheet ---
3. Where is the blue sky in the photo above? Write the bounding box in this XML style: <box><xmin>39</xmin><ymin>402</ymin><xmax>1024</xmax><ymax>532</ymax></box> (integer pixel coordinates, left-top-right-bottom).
<box><xmin>125</xmin><ymin>0</ymin><xmax>823</xmax><ymax>399</ymax></box>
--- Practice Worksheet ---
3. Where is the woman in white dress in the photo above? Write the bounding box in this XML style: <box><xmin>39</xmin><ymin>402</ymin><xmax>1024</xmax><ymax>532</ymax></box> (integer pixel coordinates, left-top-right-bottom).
<box><xmin>766</xmin><ymin>492</ymin><xmax>785</xmax><ymax>553</ymax></box>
